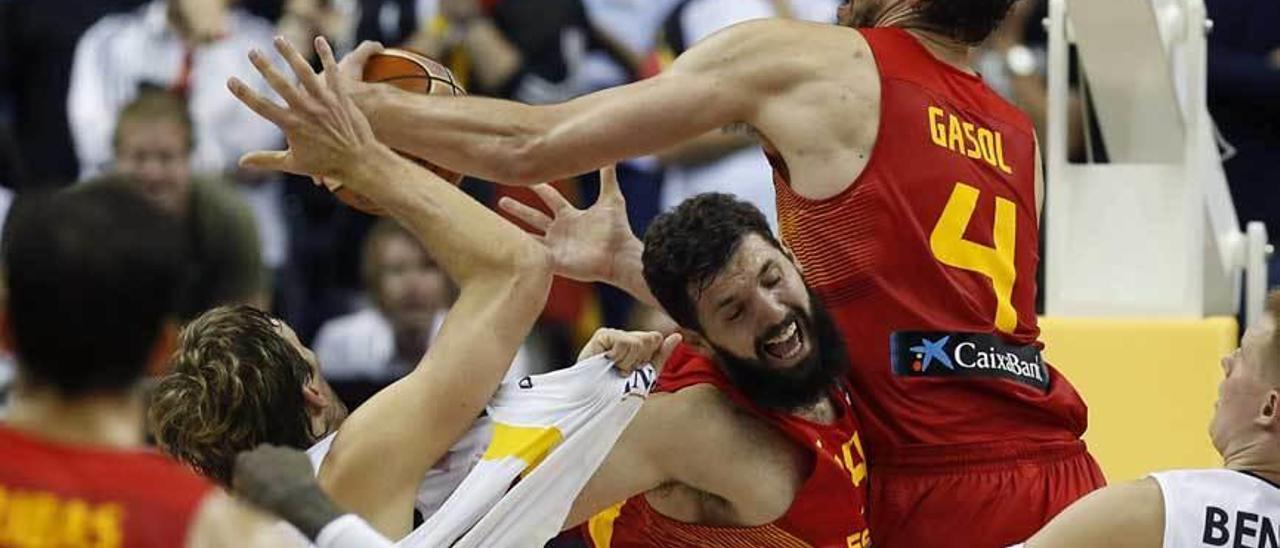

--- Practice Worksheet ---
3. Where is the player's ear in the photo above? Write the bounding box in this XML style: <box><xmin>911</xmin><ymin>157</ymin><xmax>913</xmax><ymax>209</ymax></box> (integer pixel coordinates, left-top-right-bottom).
<box><xmin>144</xmin><ymin>320</ymin><xmax>179</xmax><ymax>378</ymax></box>
<box><xmin>301</xmin><ymin>376</ymin><xmax>330</xmax><ymax>411</ymax></box>
<box><xmin>1258</xmin><ymin>390</ymin><xmax>1280</xmax><ymax>428</ymax></box>
<box><xmin>780</xmin><ymin>241</ymin><xmax>802</xmax><ymax>273</ymax></box>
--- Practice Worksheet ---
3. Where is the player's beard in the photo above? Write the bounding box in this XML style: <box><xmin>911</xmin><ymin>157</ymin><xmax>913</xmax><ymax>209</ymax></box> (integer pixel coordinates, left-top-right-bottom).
<box><xmin>712</xmin><ymin>290</ymin><xmax>849</xmax><ymax>411</ymax></box>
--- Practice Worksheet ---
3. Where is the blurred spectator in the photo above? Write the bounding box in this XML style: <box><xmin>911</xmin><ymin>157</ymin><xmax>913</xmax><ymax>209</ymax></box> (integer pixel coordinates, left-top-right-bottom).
<box><xmin>67</xmin><ymin>0</ymin><xmax>290</xmax><ymax>278</ymax></box>
<box><xmin>0</xmin><ymin>0</ymin><xmax>148</xmax><ymax>190</ymax></box>
<box><xmin>1204</xmin><ymin>0</ymin><xmax>1280</xmax><ymax>285</ymax></box>
<box><xmin>313</xmin><ymin>219</ymin><xmax>537</xmax><ymax>409</ymax></box>
<box><xmin>653</xmin><ymin>0</ymin><xmax>839</xmax><ymax>232</ymax></box>
<box><xmin>85</xmin><ymin>89</ymin><xmax>267</xmax><ymax>321</ymax></box>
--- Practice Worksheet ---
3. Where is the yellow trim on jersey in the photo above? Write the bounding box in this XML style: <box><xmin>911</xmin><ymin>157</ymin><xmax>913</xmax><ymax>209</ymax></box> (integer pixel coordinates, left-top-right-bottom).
<box><xmin>587</xmin><ymin>501</ymin><xmax>625</xmax><ymax>547</ymax></box>
<box><xmin>482</xmin><ymin>422</ymin><xmax>564</xmax><ymax>477</ymax></box>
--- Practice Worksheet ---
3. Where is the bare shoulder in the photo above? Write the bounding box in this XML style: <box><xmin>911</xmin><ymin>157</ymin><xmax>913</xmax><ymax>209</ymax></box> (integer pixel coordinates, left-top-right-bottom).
<box><xmin>188</xmin><ymin>490</ymin><xmax>294</xmax><ymax>548</ymax></box>
<box><xmin>1026</xmin><ymin>478</ymin><xmax>1164</xmax><ymax>548</ymax></box>
<box><xmin>673</xmin><ymin>19</ymin><xmax>874</xmax><ymax>86</ymax></box>
<box><xmin>642</xmin><ymin>385</ymin><xmax>807</xmax><ymax>525</ymax></box>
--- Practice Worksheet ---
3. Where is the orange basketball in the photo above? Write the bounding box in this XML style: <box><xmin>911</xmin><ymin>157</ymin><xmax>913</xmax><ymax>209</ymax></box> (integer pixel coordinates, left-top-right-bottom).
<box><xmin>327</xmin><ymin>49</ymin><xmax>466</xmax><ymax>215</ymax></box>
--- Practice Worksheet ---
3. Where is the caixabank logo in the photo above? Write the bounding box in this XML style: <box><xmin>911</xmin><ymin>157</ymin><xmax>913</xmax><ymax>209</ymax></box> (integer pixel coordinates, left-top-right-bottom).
<box><xmin>890</xmin><ymin>331</ymin><xmax>1050</xmax><ymax>392</ymax></box>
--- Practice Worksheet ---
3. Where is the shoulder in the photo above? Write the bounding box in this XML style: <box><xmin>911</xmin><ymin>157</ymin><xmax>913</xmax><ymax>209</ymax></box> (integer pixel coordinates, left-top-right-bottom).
<box><xmin>642</xmin><ymin>384</ymin><xmax>796</xmax><ymax>472</ymax></box>
<box><xmin>1026</xmin><ymin>478</ymin><xmax>1163</xmax><ymax>548</ymax></box>
<box><xmin>78</xmin><ymin>9</ymin><xmax>144</xmax><ymax>48</ymax></box>
<box><xmin>672</xmin><ymin>19</ymin><xmax>872</xmax><ymax>92</ymax></box>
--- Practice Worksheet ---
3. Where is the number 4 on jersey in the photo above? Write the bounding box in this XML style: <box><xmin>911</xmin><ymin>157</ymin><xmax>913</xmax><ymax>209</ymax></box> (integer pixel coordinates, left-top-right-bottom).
<box><xmin>929</xmin><ymin>182</ymin><xmax>1018</xmax><ymax>334</ymax></box>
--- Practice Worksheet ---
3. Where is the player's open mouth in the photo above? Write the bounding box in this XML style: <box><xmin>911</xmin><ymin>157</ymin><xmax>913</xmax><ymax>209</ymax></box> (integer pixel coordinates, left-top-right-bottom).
<box><xmin>763</xmin><ymin>318</ymin><xmax>805</xmax><ymax>362</ymax></box>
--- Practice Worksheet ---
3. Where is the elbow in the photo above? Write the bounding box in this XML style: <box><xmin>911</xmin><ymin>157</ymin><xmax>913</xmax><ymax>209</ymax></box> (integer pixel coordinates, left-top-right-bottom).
<box><xmin>495</xmin><ymin>110</ymin><xmax>561</xmax><ymax>186</ymax></box>
<box><xmin>500</xmin><ymin>133</ymin><xmax>552</xmax><ymax>186</ymax></box>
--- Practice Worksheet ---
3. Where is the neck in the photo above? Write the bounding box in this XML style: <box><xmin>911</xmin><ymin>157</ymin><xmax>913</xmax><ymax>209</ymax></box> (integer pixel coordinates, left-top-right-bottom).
<box><xmin>1225</xmin><ymin>437</ymin><xmax>1280</xmax><ymax>485</ymax></box>
<box><xmin>4</xmin><ymin>381</ymin><xmax>145</xmax><ymax>449</ymax></box>
<box><xmin>790</xmin><ymin>394</ymin><xmax>836</xmax><ymax>425</ymax></box>
<box><xmin>903</xmin><ymin>29</ymin><xmax>976</xmax><ymax>75</ymax></box>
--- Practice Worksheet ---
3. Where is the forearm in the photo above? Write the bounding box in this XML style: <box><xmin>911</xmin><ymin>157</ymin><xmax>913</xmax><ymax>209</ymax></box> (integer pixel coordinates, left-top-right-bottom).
<box><xmin>345</xmin><ymin>143</ymin><xmax>548</xmax><ymax>283</ymax></box>
<box><xmin>357</xmin><ymin>85</ymin><xmax>554</xmax><ymax>184</ymax></box>
<box><xmin>356</xmin><ymin>66</ymin><xmax>741</xmax><ymax>186</ymax></box>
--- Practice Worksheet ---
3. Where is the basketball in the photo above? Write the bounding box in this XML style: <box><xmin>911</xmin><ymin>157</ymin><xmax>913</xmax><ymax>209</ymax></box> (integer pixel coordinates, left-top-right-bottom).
<box><xmin>327</xmin><ymin>49</ymin><xmax>466</xmax><ymax>215</ymax></box>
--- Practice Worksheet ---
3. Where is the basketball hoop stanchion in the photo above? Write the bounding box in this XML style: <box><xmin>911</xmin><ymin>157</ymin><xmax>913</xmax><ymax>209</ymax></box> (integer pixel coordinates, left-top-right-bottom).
<box><xmin>1039</xmin><ymin>0</ymin><xmax>1267</xmax><ymax>482</ymax></box>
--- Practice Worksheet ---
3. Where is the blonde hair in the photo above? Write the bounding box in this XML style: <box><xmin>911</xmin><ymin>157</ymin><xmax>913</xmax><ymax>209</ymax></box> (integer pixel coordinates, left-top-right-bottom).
<box><xmin>149</xmin><ymin>305</ymin><xmax>315</xmax><ymax>485</ymax></box>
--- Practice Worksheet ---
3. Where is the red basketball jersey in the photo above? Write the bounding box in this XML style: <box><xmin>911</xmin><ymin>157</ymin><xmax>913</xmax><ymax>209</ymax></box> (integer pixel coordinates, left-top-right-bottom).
<box><xmin>586</xmin><ymin>345</ymin><xmax>871</xmax><ymax>548</ymax></box>
<box><xmin>0</xmin><ymin>425</ymin><xmax>214</xmax><ymax>547</ymax></box>
<box><xmin>771</xmin><ymin>28</ymin><xmax>1088</xmax><ymax>463</ymax></box>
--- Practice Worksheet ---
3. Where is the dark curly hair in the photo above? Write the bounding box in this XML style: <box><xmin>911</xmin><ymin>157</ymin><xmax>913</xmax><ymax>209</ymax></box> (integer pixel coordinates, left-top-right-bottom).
<box><xmin>642</xmin><ymin>193</ymin><xmax>782</xmax><ymax>330</ymax></box>
<box><xmin>917</xmin><ymin>0</ymin><xmax>1019</xmax><ymax>44</ymax></box>
<box><xmin>149</xmin><ymin>305</ymin><xmax>316</xmax><ymax>485</ymax></box>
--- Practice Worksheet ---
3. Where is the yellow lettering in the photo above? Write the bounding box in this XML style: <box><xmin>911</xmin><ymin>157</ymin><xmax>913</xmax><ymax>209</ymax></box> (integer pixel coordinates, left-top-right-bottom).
<box><xmin>930</xmin><ymin>183</ymin><xmax>1019</xmax><ymax>333</ymax></box>
<box><xmin>977</xmin><ymin>128</ymin><xmax>997</xmax><ymax>166</ymax></box>
<box><xmin>840</xmin><ymin>432</ymin><xmax>868</xmax><ymax>487</ymax></box>
<box><xmin>995</xmin><ymin>131</ymin><xmax>1013</xmax><ymax>174</ymax></box>
<box><xmin>92</xmin><ymin>504</ymin><xmax>123</xmax><ymax>548</ymax></box>
<box><xmin>0</xmin><ymin>487</ymin><xmax>124</xmax><ymax>548</ymax></box>
<box><xmin>0</xmin><ymin>486</ymin><xmax>8</xmax><ymax>545</ymax></box>
<box><xmin>962</xmin><ymin>122</ymin><xmax>982</xmax><ymax>159</ymax></box>
<box><xmin>60</xmin><ymin>498</ymin><xmax>90</xmax><ymax>546</ymax></box>
<box><xmin>847</xmin><ymin>529</ymin><xmax>872</xmax><ymax>548</ymax></box>
<box><xmin>928</xmin><ymin>107</ymin><xmax>947</xmax><ymax>147</ymax></box>
<box><xmin>947</xmin><ymin>115</ymin><xmax>965</xmax><ymax>153</ymax></box>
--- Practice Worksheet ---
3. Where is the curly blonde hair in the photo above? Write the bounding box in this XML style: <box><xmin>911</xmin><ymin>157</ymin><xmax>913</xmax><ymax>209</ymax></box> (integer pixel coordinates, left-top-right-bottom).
<box><xmin>149</xmin><ymin>305</ymin><xmax>316</xmax><ymax>485</ymax></box>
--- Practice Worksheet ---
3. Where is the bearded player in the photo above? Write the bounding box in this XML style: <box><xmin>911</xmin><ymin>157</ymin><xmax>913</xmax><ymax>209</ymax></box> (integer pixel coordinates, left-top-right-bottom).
<box><xmin>261</xmin><ymin>1</ymin><xmax>1108</xmax><ymax>543</ymax></box>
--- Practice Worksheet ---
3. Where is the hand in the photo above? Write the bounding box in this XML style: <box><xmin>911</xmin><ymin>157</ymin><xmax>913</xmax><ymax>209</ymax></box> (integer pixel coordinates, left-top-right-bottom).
<box><xmin>233</xmin><ymin>444</ymin><xmax>343</xmax><ymax>540</ymax></box>
<box><xmin>230</xmin><ymin>36</ymin><xmax>382</xmax><ymax>182</ymax></box>
<box><xmin>232</xmin><ymin>444</ymin><xmax>316</xmax><ymax>511</ymax></box>
<box><xmin>499</xmin><ymin>166</ymin><xmax>640</xmax><ymax>285</ymax></box>
<box><xmin>577</xmin><ymin>328</ymin><xmax>682</xmax><ymax>373</ymax></box>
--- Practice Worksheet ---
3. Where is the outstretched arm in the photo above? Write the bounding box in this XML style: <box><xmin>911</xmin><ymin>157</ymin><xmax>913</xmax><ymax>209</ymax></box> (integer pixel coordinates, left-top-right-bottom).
<box><xmin>1022</xmin><ymin>479</ymin><xmax>1163</xmax><ymax>548</ymax></box>
<box><xmin>348</xmin><ymin>19</ymin><xmax>800</xmax><ymax>185</ymax></box>
<box><xmin>231</xmin><ymin>37</ymin><xmax>552</xmax><ymax>537</ymax></box>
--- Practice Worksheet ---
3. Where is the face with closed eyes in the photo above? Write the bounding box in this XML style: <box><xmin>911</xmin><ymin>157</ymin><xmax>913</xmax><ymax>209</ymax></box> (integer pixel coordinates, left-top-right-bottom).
<box><xmin>691</xmin><ymin>234</ymin><xmax>848</xmax><ymax>410</ymax></box>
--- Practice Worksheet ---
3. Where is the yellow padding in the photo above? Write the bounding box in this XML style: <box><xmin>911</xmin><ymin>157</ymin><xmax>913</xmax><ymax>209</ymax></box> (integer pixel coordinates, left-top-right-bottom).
<box><xmin>1039</xmin><ymin>316</ymin><xmax>1236</xmax><ymax>482</ymax></box>
<box><xmin>483</xmin><ymin>422</ymin><xmax>564</xmax><ymax>477</ymax></box>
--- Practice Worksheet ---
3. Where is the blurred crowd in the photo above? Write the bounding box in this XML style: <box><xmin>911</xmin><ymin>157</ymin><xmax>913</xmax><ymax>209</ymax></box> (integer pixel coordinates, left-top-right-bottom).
<box><xmin>0</xmin><ymin>0</ymin><xmax>1276</xmax><ymax>413</ymax></box>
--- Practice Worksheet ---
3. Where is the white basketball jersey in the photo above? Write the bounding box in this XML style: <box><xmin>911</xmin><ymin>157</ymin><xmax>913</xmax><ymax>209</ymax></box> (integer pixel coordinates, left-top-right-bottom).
<box><xmin>404</xmin><ymin>354</ymin><xmax>656</xmax><ymax>547</ymax></box>
<box><xmin>1151</xmin><ymin>469</ymin><xmax>1280</xmax><ymax>548</ymax></box>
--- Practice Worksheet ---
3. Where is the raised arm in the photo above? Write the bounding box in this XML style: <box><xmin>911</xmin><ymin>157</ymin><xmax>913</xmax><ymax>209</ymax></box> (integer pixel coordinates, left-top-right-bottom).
<box><xmin>231</xmin><ymin>36</ymin><xmax>551</xmax><ymax>537</ymax></box>
<box><xmin>349</xmin><ymin>19</ymin><xmax>801</xmax><ymax>185</ymax></box>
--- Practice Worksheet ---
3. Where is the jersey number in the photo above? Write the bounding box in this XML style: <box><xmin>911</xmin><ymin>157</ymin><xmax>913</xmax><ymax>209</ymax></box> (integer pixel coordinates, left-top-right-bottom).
<box><xmin>929</xmin><ymin>182</ymin><xmax>1018</xmax><ymax>334</ymax></box>
<box><xmin>840</xmin><ymin>432</ymin><xmax>867</xmax><ymax>487</ymax></box>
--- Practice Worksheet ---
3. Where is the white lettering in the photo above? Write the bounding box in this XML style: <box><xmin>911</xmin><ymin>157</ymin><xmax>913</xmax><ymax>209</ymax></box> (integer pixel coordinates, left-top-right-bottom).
<box><xmin>955</xmin><ymin>342</ymin><xmax>977</xmax><ymax>368</ymax></box>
